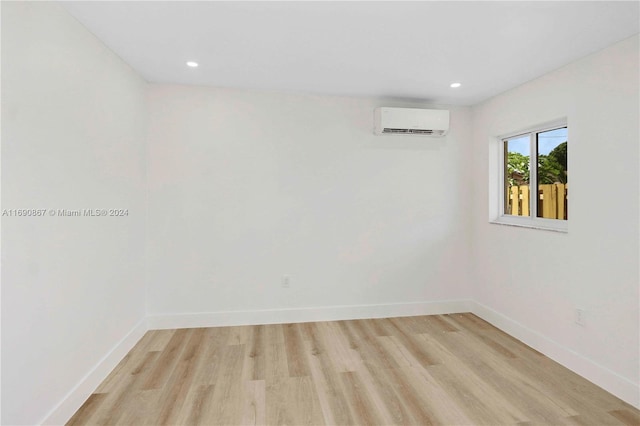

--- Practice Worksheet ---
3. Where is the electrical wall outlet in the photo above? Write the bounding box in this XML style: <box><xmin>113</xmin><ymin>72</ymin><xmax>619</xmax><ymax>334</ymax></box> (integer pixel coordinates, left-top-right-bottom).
<box><xmin>282</xmin><ymin>275</ymin><xmax>290</xmax><ymax>288</ymax></box>
<box><xmin>575</xmin><ymin>308</ymin><xmax>585</xmax><ymax>326</ymax></box>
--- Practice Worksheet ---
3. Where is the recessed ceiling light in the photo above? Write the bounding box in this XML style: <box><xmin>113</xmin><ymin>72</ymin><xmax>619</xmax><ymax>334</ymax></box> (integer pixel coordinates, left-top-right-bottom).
<box><xmin>186</xmin><ymin>61</ymin><xmax>199</xmax><ymax>68</ymax></box>
<box><xmin>450</xmin><ymin>82</ymin><xmax>462</xmax><ymax>88</ymax></box>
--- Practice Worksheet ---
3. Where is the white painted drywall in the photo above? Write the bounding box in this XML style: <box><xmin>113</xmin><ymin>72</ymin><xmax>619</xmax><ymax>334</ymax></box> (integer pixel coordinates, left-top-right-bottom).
<box><xmin>1</xmin><ymin>3</ymin><xmax>148</xmax><ymax>424</ymax></box>
<box><xmin>470</xmin><ymin>35</ymin><xmax>639</xmax><ymax>403</ymax></box>
<box><xmin>145</xmin><ymin>85</ymin><xmax>472</xmax><ymax>318</ymax></box>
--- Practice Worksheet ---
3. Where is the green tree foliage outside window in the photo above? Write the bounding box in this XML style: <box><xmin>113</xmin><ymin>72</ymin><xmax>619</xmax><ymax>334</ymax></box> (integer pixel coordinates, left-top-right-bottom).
<box><xmin>506</xmin><ymin>152</ymin><xmax>530</xmax><ymax>186</ymax></box>
<box><xmin>538</xmin><ymin>141</ymin><xmax>567</xmax><ymax>184</ymax></box>
<box><xmin>507</xmin><ymin>141</ymin><xmax>567</xmax><ymax>186</ymax></box>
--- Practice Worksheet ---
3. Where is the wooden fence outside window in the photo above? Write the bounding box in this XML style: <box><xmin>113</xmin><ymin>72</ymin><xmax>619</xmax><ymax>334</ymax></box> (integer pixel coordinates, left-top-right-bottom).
<box><xmin>507</xmin><ymin>183</ymin><xmax>568</xmax><ymax>220</ymax></box>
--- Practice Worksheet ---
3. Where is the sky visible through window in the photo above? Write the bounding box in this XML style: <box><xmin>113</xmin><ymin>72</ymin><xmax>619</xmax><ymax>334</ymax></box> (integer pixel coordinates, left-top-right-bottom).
<box><xmin>509</xmin><ymin>127</ymin><xmax>567</xmax><ymax>155</ymax></box>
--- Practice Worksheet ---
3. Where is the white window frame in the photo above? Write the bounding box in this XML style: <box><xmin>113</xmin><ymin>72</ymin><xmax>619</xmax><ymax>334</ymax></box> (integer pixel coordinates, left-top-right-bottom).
<box><xmin>491</xmin><ymin>119</ymin><xmax>568</xmax><ymax>232</ymax></box>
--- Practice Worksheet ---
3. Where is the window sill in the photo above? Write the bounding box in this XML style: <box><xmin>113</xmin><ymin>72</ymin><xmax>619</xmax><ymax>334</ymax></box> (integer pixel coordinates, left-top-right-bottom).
<box><xmin>490</xmin><ymin>216</ymin><xmax>568</xmax><ymax>233</ymax></box>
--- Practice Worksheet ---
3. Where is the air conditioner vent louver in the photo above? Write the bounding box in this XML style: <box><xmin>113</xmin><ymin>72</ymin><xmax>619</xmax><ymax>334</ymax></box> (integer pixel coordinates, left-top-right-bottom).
<box><xmin>383</xmin><ymin>128</ymin><xmax>437</xmax><ymax>135</ymax></box>
<box><xmin>374</xmin><ymin>107</ymin><xmax>449</xmax><ymax>137</ymax></box>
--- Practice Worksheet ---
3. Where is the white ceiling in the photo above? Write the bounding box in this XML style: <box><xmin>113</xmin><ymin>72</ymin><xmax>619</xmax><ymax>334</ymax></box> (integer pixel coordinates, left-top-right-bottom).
<box><xmin>61</xmin><ymin>1</ymin><xmax>639</xmax><ymax>106</ymax></box>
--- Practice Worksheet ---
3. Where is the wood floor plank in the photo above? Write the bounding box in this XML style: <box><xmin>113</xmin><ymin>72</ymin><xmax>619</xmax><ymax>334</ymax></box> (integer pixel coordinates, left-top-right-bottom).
<box><xmin>115</xmin><ymin>389</ymin><xmax>162</xmax><ymax>426</ymax></box>
<box><xmin>385</xmin><ymin>321</ymin><xmax>530</xmax><ymax>424</ymax></box>
<box><xmin>283</xmin><ymin>323</ymin><xmax>310</xmax><ymax>377</ymax></box>
<box><xmin>66</xmin><ymin>393</ymin><xmax>107</xmax><ymax>426</ymax></box>
<box><xmin>343</xmin><ymin>320</ymin><xmax>402</xmax><ymax>425</ymax></box>
<box><xmin>243</xmin><ymin>324</ymin><xmax>266</xmax><ymax>381</ymax></box>
<box><xmin>266</xmin><ymin>376</ymin><xmax>325</xmax><ymax>425</ymax></box>
<box><xmin>100</xmin><ymin>350</ymin><xmax>162</xmax><ymax>425</ymax></box>
<box><xmin>68</xmin><ymin>314</ymin><xmax>640</xmax><ymax>425</ymax></box>
<box><xmin>191</xmin><ymin>326</ymin><xmax>230</xmax><ymax>387</ymax></box>
<box><xmin>443</xmin><ymin>313</ymin><xmax>544</xmax><ymax>359</ymax></box>
<box><xmin>401</xmin><ymin>363</ymin><xmax>475</xmax><ymax>425</ymax></box>
<box><xmin>339</xmin><ymin>371</ymin><xmax>381</xmax><ymax>425</ymax></box>
<box><xmin>385</xmin><ymin>317</ymin><xmax>440</xmax><ymax>368</ymax></box>
<box><xmin>151</xmin><ymin>328</ymin><xmax>208</xmax><ymax>425</ymax></box>
<box><xmin>141</xmin><ymin>328</ymin><xmax>191</xmax><ymax>390</ymax></box>
<box><xmin>507</xmin><ymin>355</ymin><xmax>630</xmax><ymax>415</ymax></box>
<box><xmin>608</xmin><ymin>409</ymin><xmax>640</xmax><ymax>426</ymax></box>
<box><xmin>344</xmin><ymin>320</ymin><xmax>438</xmax><ymax>425</ymax></box>
<box><xmin>416</xmin><ymin>325</ymin><xmax>579</xmax><ymax>422</ymax></box>
<box><xmin>88</xmin><ymin>349</ymin><xmax>162</xmax><ymax>425</ymax></box>
<box><xmin>303</xmin><ymin>322</ymin><xmax>354</xmax><ymax>425</ymax></box>
<box><xmin>360</xmin><ymin>317</ymin><xmax>394</xmax><ymax>336</ymax></box>
<box><xmin>364</xmin><ymin>342</ymin><xmax>439</xmax><ymax>425</ymax></box>
<box><xmin>561</xmin><ymin>413</ymin><xmax>627</xmax><ymax>425</ymax></box>
<box><xmin>322</xmin><ymin>321</ymin><xmax>360</xmax><ymax>372</ymax></box>
<box><xmin>241</xmin><ymin>380</ymin><xmax>266</xmax><ymax>426</ymax></box>
<box><xmin>343</xmin><ymin>319</ymin><xmax>402</xmax><ymax>371</ymax></box>
<box><xmin>263</xmin><ymin>324</ymin><xmax>289</xmax><ymax>383</ymax></box>
<box><xmin>144</xmin><ymin>329</ymin><xmax>177</xmax><ymax>352</ymax></box>
<box><xmin>175</xmin><ymin>384</ymin><xmax>214</xmax><ymax>426</ymax></box>
<box><xmin>449</xmin><ymin>312</ymin><xmax>494</xmax><ymax>330</ymax></box>
<box><xmin>202</xmin><ymin>343</ymin><xmax>246</xmax><ymax>425</ymax></box>
<box><xmin>94</xmin><ymin>330</ymin><xmax>165</xmax><ymax>394</ymax></box>
<box><xmin>226</xmin><ymin>325</ymin><xmax>251</xmax><ymax>346</ymax></box>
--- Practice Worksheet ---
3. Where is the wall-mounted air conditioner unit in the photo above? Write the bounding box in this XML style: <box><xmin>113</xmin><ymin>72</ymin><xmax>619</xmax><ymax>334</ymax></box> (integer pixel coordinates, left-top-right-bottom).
<box><xmin>374</xmin><ymin>107</ymin><xmax>449</xmax><ymax>136</ymax></box>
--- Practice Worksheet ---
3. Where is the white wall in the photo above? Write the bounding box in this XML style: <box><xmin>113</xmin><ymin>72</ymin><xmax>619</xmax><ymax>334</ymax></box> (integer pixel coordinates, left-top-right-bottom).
<box><xmin>470</xmin><ymin>35</ymin><xmax>639</xmax><ymax>405</ymax></box>
<box><xmin>146</xmin><ymin>85</ymin><xmax>472</xmax><ymax>322</ymax></box>
<box><xmin>1</xmin><ymin>3</ymin><xmax>148</xmax><ymax>424</ymax></box>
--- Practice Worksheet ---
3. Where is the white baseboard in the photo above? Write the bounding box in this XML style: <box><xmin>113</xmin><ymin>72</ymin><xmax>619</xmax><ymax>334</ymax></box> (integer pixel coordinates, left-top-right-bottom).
<box><xmin>39</xmin><ymin>318</ymin><xmax>149</xmax><ymax>425</ymax></box>
<box><xmin>470</xmin><ymin>301</ymin><xmax>640</xmax><ymax>409</ymax></box>
<box><xmin>146</xmin><ymin>299</ymin><xmax>474</xmax><ymax>330</ymax></box>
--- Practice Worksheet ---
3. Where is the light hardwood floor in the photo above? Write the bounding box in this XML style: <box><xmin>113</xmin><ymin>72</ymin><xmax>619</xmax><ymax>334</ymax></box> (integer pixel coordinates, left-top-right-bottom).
<box><xmin>68</xmin><ymin>313</ymin><xmax>640</xmax><ymax>425</ymax></box>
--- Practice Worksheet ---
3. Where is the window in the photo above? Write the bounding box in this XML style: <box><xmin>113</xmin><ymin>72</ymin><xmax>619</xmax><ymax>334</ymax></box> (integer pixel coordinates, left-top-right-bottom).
<box><xmin>494</xmin><ymin>122</ymin><xmax>568</xmax><ymax>231</ymax></box>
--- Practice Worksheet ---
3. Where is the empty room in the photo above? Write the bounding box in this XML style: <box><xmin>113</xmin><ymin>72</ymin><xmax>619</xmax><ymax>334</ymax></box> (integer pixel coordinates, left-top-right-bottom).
<box><xmin>2</xmin><ymin>1</ymin><xmax>639</xmax><ymax>425</ymax></box>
